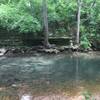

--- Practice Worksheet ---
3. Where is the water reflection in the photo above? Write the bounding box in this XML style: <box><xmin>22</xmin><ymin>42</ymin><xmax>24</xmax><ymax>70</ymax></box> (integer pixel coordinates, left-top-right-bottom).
<box><xmin>75</xmin><ymin>55</ymin><xmax>79</xmax><ymax>87</ymax></box>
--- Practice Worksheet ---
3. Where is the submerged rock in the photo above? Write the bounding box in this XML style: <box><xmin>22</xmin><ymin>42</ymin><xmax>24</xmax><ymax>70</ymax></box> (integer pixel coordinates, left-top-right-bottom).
<box><xmin>20</xmin><ymin>94</ymin><xmax>33</xmax><ymax>100</ymax></box>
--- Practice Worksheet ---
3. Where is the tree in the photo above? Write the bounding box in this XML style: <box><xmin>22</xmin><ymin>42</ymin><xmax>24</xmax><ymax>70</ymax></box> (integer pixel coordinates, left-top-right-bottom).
<box><xmin>42</xmin><ymin>0</ymin><xmax>50</xmax><ymax>47</ymax></box>
<box><xmin>76</xmin><ymin>0</ymin><xmax>82</xmax><ymax>45</ymax></box>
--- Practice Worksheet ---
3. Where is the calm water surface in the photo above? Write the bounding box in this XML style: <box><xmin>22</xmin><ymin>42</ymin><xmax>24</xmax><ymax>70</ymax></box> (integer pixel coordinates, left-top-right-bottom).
<box><xmin>0</xmin><ymin>52</ymin><xmax>100</xmax><ymax>99</ymax></box>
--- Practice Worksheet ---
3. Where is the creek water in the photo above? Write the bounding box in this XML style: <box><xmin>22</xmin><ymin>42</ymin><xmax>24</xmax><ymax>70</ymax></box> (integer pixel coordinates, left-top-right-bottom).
<box><xmin>0</xmin><ymin>52</ymin><xmax>100</xmax><ymax>99</ymax></box>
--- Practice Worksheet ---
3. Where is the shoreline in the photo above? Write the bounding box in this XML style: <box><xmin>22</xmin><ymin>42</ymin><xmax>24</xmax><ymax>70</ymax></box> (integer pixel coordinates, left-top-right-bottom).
<box><xmin>0</xmin><ymin>46</ymin><xmax>100</xmax><ymax>57</ymax></box>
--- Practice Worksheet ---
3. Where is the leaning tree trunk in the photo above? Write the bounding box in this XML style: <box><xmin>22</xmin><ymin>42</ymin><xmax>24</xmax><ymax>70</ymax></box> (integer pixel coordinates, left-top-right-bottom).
<box><xmin>76</xmin><ymin>0</ymin><xmax>81</xmax><ymax>45</ymax></box>
<box><xmin>42</xmin><ymin>0</ymin><xmax>50</xmax><ymax>47</ymax></box>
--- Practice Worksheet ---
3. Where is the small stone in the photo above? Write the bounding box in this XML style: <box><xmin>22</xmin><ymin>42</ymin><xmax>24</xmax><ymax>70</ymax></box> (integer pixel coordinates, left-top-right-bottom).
<box><xmin>12</xmin><ymin>84</ymin><xmax>17</xmax><ymax>87</ymax></box>
<box><xmin>21</xmin><ymin>94</ymin><xmax>33</xmax><ymax>100</ymax></box>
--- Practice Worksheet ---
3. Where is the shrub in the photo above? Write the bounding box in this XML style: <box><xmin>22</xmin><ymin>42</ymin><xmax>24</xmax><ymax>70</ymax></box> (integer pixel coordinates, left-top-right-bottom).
<box><xmin>0</xmin><ymin>4</ymin><xmax>41</xmax><ymax>33</ymax></box>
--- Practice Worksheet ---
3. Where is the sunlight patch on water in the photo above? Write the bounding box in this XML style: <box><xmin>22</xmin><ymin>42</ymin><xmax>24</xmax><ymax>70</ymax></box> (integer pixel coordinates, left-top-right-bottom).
<box><xmin>19</xmin><ymin>57</ymin><xmax>55</xmax><ymax>67</ymax></box>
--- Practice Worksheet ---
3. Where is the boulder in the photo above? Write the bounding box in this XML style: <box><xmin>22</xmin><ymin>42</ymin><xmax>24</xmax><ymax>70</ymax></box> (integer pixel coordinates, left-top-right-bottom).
<box><xmin>0</xmin><ymin>48</ymin><xmax>7</xmax><ymax>56</ymax></box>
<box><xmin>44</xmin><ymin>49</ymin><xmax>60</xmax><ymax>54</ymax></box>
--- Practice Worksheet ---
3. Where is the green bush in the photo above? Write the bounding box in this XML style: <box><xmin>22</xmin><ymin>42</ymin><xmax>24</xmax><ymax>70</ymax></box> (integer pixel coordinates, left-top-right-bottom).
<box><xmin>80</xmin><ymin>34</ymin><xmax>91</xmax><ymax>49</ymax></box>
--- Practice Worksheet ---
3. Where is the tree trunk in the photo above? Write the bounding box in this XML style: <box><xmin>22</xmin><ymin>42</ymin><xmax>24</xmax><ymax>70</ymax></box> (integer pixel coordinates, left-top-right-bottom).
<box><xmin>76</xmin><ymin>0</ymin><xmax>81</xmax><ymax>45</ymax></box>
<box><xmin>42</xmin><ymin>0</ymin><xmax>50</xmax><ymax>47</ymax></box>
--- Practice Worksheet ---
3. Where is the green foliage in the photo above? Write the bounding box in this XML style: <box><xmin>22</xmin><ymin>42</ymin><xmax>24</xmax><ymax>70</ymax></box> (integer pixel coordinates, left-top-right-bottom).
<box><xmin>0</xmin><ymin>2</ymin><xmax>41</xmax><ymax>33</ymax></box>
<box><xmin>0</xmin><ymin>0</ymin><xmax>100</xmax><ymax>44</ymax></box>
<box><xmin>80</xmin><ymin>34</ymin><xmax>91</xmax><ymax>49</ymax></box>
<box><xmin>82</xmin><ymin>91</ymin><xmax>95</xmax><ymax>100</ymax></box>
